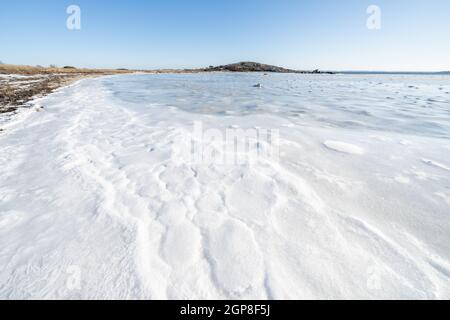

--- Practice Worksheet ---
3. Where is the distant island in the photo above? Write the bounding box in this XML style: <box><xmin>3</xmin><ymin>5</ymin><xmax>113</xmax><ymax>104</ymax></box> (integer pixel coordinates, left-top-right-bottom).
<box><xmin>183</xmin><ymin>61</ymin><xmax>335</xmax><ymax>74</ymax></box>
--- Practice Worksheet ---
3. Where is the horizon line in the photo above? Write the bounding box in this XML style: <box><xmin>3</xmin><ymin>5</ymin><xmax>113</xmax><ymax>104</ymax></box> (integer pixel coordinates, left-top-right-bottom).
<box><xmin>1</xmin><ymin>62</ymin><xmax>449</xmax><ymax>74</ymax></box>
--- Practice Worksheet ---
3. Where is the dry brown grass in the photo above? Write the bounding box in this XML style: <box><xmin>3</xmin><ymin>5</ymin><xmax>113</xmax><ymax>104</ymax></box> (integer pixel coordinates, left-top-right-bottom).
<box><xmin>1</xmin><ymin>75</ymin><xmax>68</xmax><ymax>108</ymax></box>
<box><xmin>0</xmin><ymin>64</ymin><xmax>133</xmax><ymax>76</ymax></box>
<box><xmin>0</xmin><ymin>64</ymin><xmax>142</xmax><ymax>115</ymax></box>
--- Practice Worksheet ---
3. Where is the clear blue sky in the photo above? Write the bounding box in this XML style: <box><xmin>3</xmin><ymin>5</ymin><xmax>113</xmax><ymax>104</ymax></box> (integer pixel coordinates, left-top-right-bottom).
<box><xmin>1</xmin><ymin>0</ymin><xmax>449</xmax><ymax>71</ymax></box>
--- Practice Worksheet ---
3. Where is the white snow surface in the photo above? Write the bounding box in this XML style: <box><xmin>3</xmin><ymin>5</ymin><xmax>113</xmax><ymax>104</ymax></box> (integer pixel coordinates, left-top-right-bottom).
<box><xmin>1</xmin><ymin>73</ymin><xmax>450</xmax><ymax>299</ymax></box>
<box><xmin>323</xmin><ymin>141</ymin><xmax>365</xmax><ymax>155</ymax></box>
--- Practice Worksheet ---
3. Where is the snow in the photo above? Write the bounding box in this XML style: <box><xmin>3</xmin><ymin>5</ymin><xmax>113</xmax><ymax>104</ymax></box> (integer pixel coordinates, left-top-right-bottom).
<box><xmin>422</xmin><ymin>159</ymin><xmax>450</xmax><ymax>171</ymax></box>
<box><xmin>0</xmin><ymin>73</ymin><xmax>449</xmax><ymax>299</ymax></box>
<box><xmin>323</xmin><ymin>140</ymin><xmax>365</xmax><ymax>155</ymax></box>
<box><xmin>0</xmin><ymin>74</ymin><xmax>34</xmax><ymax>79</ymax></box>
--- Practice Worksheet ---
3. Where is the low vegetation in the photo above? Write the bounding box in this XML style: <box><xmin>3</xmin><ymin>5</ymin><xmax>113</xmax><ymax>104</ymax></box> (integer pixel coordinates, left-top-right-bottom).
<box><xmin>0</xmin><ymin>64</ymin><xmax>134</xmax><ymax>114</ymax></box>
<box><xmin>0</xmin><ymin>64</ymin><xmax>132</xmax><ymax>76</ymax></box>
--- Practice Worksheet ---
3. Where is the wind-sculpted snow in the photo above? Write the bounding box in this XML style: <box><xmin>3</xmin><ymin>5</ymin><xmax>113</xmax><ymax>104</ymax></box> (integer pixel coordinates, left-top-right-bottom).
<box><xmin>0</xmin><ymin>73</ymin><xmax>449</xmax><ymax>299</ymax></box>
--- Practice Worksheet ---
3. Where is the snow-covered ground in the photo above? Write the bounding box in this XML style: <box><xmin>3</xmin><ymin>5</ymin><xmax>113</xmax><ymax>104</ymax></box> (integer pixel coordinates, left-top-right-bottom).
<box><xmin>0</xmin><ymin>73</ymin><xmax>449</xmax><ymax>299</ymax></box>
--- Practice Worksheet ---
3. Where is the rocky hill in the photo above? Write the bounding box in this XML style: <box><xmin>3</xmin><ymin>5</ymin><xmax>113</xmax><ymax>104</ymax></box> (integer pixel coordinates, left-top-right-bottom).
<box><xmin>201</xmin><ymin>62</ymin><xmax>333</xmax><ymax>74</ymax></box>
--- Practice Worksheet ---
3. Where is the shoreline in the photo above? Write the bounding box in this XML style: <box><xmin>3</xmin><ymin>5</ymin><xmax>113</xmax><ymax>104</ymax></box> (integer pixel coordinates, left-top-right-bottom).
<box><xmin>0</xmin><ymin>73</ymin><xmax>99</xmax><ymax>114</ymax></box>
<box><xmin>0</xmin><ymin>65</ymin><xmax>137</xmax><ymax>115</ymax></box>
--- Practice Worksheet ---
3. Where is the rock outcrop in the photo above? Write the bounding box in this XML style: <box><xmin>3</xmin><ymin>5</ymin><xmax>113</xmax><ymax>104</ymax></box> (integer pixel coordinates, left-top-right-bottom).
<box><xmin>202</xmin><ymin>62</ymin><xmax>334</xmax><ymax>74</ymax></box>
